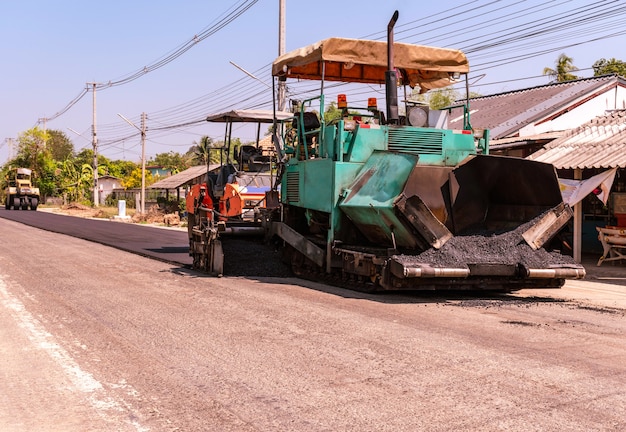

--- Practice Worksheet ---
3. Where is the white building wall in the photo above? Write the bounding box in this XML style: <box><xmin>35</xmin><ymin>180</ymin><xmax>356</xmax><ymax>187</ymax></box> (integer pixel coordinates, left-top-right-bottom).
<box><xmin>519</xmin><ymin>85</ymin><xmax>626</xmax><ymax>136</ymax></box>
<box><xmin>615</xmin><ymin>85</ymin><xmax>626</xmax><ymax>109</ymax></box>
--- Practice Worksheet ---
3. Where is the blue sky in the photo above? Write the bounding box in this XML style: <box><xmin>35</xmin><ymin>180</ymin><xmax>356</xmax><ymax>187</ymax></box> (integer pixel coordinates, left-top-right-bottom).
<box><xmin>1</xmin><ymin>0</ymin><xmax>625</xmax><ymax>164</ymax></box>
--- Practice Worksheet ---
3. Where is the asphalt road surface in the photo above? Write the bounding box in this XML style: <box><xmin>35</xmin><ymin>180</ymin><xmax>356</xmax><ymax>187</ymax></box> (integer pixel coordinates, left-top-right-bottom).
<box><xmin>1</xmin><ymin>210</ymin><xmax>625</xmax><ymax>431</ymax></box>
<box><xmin>0</xmin><ymin>208</ymin><xmax>192</xmax><ymax>267</ymax></box>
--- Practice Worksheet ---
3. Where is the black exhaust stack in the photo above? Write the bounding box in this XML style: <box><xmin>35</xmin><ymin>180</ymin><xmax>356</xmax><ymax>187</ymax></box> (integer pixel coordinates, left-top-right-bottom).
<box><xmin>386</xmin><ymin>10</ymin><xmax>399</xmax><ymax>125</ymax></box>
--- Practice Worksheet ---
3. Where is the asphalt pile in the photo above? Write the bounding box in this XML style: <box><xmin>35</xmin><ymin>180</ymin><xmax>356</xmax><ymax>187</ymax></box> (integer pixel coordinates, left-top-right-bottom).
<box><xmin>401</xmin><ymin>215</ymin><xmax>577</xmax><ymax>269</ymax></box>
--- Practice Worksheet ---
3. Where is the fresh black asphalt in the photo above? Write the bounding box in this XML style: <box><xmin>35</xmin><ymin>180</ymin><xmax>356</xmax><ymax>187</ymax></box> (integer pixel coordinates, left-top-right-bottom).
<box><xmin>0</xmin><ymin>208</ymin><xmax>193</xmax><ymax>268</ymax></box>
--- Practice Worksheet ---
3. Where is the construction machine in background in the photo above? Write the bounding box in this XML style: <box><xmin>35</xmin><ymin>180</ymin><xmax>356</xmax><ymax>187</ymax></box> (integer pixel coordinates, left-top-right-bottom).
<box><xmin>186</xmin><ymin>109</ymin><xmax>292</xmax><ymax>274</ymax></box>
<box><xmin>188</xmin><ymin>10</ymin><xmax>585</xmax><ymax>292</ymax></box>
<box><xmin>4</xmin><ymin>167</ymin><xmax>40</xmax><ymax>210</ymax></box>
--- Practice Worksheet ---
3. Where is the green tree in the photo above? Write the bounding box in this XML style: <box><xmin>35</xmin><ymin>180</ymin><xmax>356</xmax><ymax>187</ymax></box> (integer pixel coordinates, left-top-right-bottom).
<box><xmin>11</xmin><ymin>127</ymin><xmax>57</xmax><ymax>197</ymax></box>
<box><xmin>74</xmin><ymin>148</ymin><xmax>110</xmax><ymax>178</ymax></box>
<box><xmin>59</xmin><ymin>159</ymin><xmax>93</xmax><ymax>203</ymax></box>
<box><xmin>122</xmin><ymin>167</ymin><xmax>154</xmax><ymax>188</ymax></box>
<box><xmin>592</xmin><ymin>58</ymin><xmax>626</xmax><ymax>77</ymax></box>
<box><xmin>428</xmin><ymin>87</ymin><xmax>460</xmax><ymax>109</ymax></box>
<box><xmin>187</xmin><ymin>136</ymin><xmax>214</xmax><ymax>165</ymax></box>
<box><xmin>409</xmin><ymin>87</ymin><xmax>462</xmax><ymax>110</ymax></box>
<box><xmin>543</xmin><ymin>53</ymin><xmax>579</xmax><ymax>82</ymax></box>
<box><xmin>324</xmin><ymin>102</ymin><xmax>342</xmax><ymax>123</ymax></box>
<box><xmin>193</xmin><ymin>139</ymin><xmax>238</xmax><ymax>165</ymax></box>
<box><xmin>15</xmin><ymin>127</ymin><xmax>49</xmax><ymax>169</ymax></box>
<box><xmin>36</xmin><ymin>156</ymin><xmax>58</xmax><ymax>198</ymax></box>
<box><xmin>106</xmin><ymin>159</ymin><xmax>138</xmax><ymax>179</ymax></box>
<box><xmin>74</xmin><ymin>148</ymin><xmax>94</xmax><ymax>167</ymax></box>
<box><xmin>47</xmin><ymin>130</ymin><xmax>74</xmax><ymax>161</ymax></box>
<box><xmin>148</xmin><ymin>151</ymin><xmax>190</xmax><ymax>174</ymax></box>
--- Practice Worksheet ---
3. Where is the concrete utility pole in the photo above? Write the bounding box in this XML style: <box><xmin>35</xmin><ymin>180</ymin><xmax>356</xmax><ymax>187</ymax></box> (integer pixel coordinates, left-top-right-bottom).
<box><xmin>88</xmin><ymin>82</ymin><xmax>99</xmax><ymax>207</ymax></box>
<box><xmin>117</xmin><ymin>112</ymin><xmax>147</xmax><ymax>214</ymax></box>
<box><xmin>140</xmin><ymin>113</ymin><xmax>147</xmax><ymax>215</ymax></box>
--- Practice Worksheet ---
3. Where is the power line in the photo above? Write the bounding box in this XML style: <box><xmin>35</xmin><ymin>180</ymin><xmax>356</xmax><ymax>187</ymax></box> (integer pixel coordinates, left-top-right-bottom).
<box><xmin>39</xmin><ymin>0</ymin><xmax>259</xmax><ymax>126</ymax></box>
<box><xmin>50</xmin><ymin>0</ymin><xmax>626</xmax><ymax>160</ymax></box>
<box><xmin>100</xmin><ymin>0</ymin><xmax>259</xmax><ymax>89</ymax></box>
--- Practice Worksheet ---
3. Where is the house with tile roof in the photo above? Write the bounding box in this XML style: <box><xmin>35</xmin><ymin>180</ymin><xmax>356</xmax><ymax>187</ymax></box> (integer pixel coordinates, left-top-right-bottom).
<box><xmin>529</xmin><ymin>109</ymin><xmax>626</xmax><ymax>170</ymax></box>
<box><xmin>448</xmin><ymin>74</ymin><xmax>626</xmax><ymax>157</ymax></box>
<box><xmin>529</xmin><ymin>109</ymin><xmax>626</xmax><ymax>261</ymax></box>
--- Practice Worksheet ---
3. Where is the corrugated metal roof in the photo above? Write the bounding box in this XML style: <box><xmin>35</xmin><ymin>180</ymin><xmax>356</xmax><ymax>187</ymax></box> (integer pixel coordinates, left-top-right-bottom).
<box><xmin>489</xmin><ymin>131</ymin><xmax>564</xmax><ymax>150</ymax></box>
<box><xmin>448</xmin><ymin>75</ymin><xmax>623</xmax><ymax>139</ymax></box>
<box><xmin>149</xmin><ymin>164</ymin><xmax>220</xmax><ymax>190</ymax></box>
<box><xmin>528</xmin><ymin>110</ymin><xmax>626</xmax><ymax>169</ymax></box>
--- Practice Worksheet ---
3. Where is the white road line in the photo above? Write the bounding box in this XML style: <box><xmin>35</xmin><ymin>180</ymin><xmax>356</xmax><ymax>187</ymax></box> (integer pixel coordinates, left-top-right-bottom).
<box><xmin>0</xmin><ymin>275</ymin><xmax>149</xmax><ymax>431</ymax></box>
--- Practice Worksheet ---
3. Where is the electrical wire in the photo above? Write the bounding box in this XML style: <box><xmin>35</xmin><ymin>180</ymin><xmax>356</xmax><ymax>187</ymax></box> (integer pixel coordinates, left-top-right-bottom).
<box><xmin>43</xmin><ymin>0</ymin><xmax>626</xmax><ymax>160</ymax></box>
<box><xmin>39</xmin><ymin>0</ymin><xmax>259</xmax><ymax>127</ymax></box>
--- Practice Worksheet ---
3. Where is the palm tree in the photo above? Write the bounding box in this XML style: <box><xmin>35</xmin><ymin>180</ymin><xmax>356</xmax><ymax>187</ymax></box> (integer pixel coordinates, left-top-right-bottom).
<box><xmin>191</xmin><ymin>136</ymin><xmax>213</xmax><ymax>165</ymax></box>
<box><xmin>543</xmin><ymin>53</ymin><xmax>579</xmax><ymax>82</ymax></box>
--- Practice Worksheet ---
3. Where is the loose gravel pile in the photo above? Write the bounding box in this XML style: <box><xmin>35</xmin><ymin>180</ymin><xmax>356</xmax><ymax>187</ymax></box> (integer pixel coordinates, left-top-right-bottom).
<box><xmin>220</xmin><ymin>212</ymin><xmax>578</xmax><ymax>277</ymax></box>
<box><xmin>399</xmin><ymin>215</ymin><xmax>577</xmax><ymax>269</ymax></box>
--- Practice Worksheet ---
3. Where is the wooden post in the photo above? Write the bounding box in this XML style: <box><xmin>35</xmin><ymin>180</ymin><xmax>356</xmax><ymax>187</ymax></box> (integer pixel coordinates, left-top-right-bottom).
<box><xmin>573</xmin><ymin>168</ymin><xmax>583</xmax><ymax>263</ymax></box>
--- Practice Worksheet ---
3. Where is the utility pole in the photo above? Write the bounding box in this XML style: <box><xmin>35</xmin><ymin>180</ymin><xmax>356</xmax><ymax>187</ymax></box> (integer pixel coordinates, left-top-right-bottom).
<box><xmin>140</xmin><ymin>112</ymin><xmax>147</xmax><ymax>215</ymax></box>
<box><xmin>117</xmin><ymin>112</ymin><xmax>147</xmax><ymax>214</ymax></box>
<box><xmin>277</xmin><ymin>0</ymin><xmax>286</xmax><ymax>111</ymax></box>
<box><xmin>88</xmin><ymin>82</ymin><xmax>99</xmax><ymax>207</ymax></box>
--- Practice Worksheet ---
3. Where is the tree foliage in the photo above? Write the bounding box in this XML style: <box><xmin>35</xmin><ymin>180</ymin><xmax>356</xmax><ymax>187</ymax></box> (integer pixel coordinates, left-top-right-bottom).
<box><xmin>74</xmin><ymin>148</ymin><xmax>94</xmax><ymax>169</ymax></box>
<box><xmin>191</xmin><ymin>138</ymin><xmax>241</xmax><ymax>165</ymax></box>
<box><xmin>1</xmin><ymin>128</ymin><xmax>145</xmax><ymax>205</ymax></box>
<box><xmin>47</xmin><ymin>130</ymin><xmax>74</xmax><ymax>161</ymax></box>
<box><xmin>324</xmin><ymin>102</ymin><xmax>342</xmax><ymax>123</ymax></box>
<box><xmin>428</xmin><ymin>87</ymin><xmax>460</xmax><ymax>109</ymax></box>
<box><xmin>15</xmin><ymin>127</ymin><xmax>49</xmax><ymax>171</ymax></box>
<box><xmin>105</xmin><ymin>159</ymin><xmax>138</xmax><ymax>179</ymax></box>
<box><xmin>147</xmin><ymin>151</ymin><xmax>191</xmax><ymax>174</ymax></box>
<box><xmin>187</xmin><ymin>136</ymin><xmax>218</xmax><ymax>165</ymax></box>
<box><xmin>543</xmin><ymin>53</ymin><xmax>579</xmax><ymax>82</ymax></box>
<box><xmin>122</xmin><ymin>167</ymin><xmax>154</xmax><ymax>189</ymax></box>
<box><xmin>8</xmin><ymin>127</ymin><xmax>57</xmax><ymax>196</ymax></box>
<box><xmin>36</xmin><ymin>156</ymin><xmax>58</xmax><ymax>198</ymax></box>
<box><xmin>59</xmin><ymin>159</ymin><xmax>93</xmax><ymax>203</ymax></box>
<box><xmin>224</xmin><ymin>138</ymin><xmax>241</xmax><ymax>164</ymax></box>
<box><xmin>409</xmin><ymin>87</ymin><xmax>463</xmax><ymax>110</ymax></box>
<box><xmin>592</xmin><ymin>58</ymin><xmax>626</xmax><ymax>77</ymax></box>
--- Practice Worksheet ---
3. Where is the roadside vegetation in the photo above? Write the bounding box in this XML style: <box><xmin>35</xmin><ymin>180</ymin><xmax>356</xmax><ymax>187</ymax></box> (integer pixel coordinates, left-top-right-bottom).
<box><xmin>3</xmin><ymin>54</ymin><xmax>624</xmax><ymax>210</ymax></box>
<box><xmin>0</xmin><ymin>128</ymin><xmax>239</xmax><ymax>210</ymax></box>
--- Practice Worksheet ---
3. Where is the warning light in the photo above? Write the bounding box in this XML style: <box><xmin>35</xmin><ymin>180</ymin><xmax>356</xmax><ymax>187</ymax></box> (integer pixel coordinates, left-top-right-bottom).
<box><xmin>338</xmin><ymin>94</ymin><xmax>347</xmax><ymax>108</ymax></box>
<box><xmin>367</xmin><ymin>98</ymin><xmax>378</xmax><ymax>110</ymax></box>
